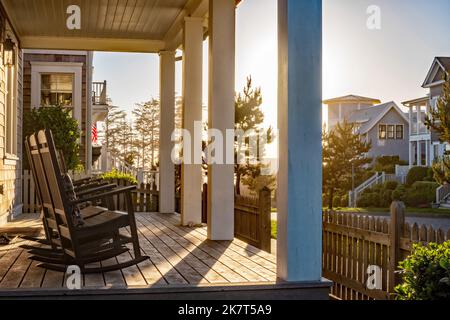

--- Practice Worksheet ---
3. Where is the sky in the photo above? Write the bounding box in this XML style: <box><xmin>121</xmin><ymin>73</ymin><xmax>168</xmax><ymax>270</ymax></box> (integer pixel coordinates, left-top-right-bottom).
<box><xmin>93</xmin><ymin>0</ymin><xmax>450</xmax><ymax>128</ymax></box>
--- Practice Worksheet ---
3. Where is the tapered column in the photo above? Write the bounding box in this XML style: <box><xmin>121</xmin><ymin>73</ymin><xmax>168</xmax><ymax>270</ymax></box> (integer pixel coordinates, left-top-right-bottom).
<box><xmin>159</xmin><ymin>51</ymin><xmax>176</xmax><ymax>213</ymax></box>
<box><xmin>207</xmin><ymin>0</ymin><xmax>236</xmax><ymax>241</ymax></box>
<box><xmin>277</xmin><ymin>0</ymin><xmax>323</xmax><ymax>281</ymax></box>
<box><xmin>181</xmin><ymin>17</ymin><xmax>203</xmax><ymax>225</ymax></box>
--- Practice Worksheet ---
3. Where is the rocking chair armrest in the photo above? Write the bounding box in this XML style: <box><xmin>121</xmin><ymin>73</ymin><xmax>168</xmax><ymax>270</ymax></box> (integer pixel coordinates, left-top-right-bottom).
<box><xmin>74</xmin><ymin>181</ymin><xmax>110</xmax><ymax>193</ymax></box>
<box><xmin>72</xmin><ymin>177</ymin><xmax>103</xmax><ymax>187</ymax></box>
<box><xmin>72</xmin><ymin>185</ymin><xmax>137</xmax><ymax>205</ymax></box>
<box><xmin>76</xmin><ymin>184</ymin><xmax>118</xmax><ymax>198</ymax></box>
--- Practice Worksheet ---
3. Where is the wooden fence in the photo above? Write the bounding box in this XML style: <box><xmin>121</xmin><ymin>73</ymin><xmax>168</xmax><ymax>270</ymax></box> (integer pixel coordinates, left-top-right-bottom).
<box><xmin>323</xmin><ymin>202</ymin><xmax>450</xmax><ymax>300</ymax></box>
<box><xmin>234</xmin><ymin>188</ymin><xmax>272</xmax><ymax>253</ymax></box>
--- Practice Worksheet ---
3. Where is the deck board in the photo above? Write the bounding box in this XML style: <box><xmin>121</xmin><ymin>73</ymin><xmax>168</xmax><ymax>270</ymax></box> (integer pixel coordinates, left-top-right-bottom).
<box><xmin>0</xmin><ymin>213</ymin><xmax>276</xmax><ymax>291</ymax></box>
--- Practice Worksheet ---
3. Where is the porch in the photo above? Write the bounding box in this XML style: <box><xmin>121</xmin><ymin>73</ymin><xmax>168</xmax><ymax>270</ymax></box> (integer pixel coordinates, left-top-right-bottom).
<box><xmin>0</xmin><ymin>213</ymin><xmax>329</xmax><ymax>299</ymax></box>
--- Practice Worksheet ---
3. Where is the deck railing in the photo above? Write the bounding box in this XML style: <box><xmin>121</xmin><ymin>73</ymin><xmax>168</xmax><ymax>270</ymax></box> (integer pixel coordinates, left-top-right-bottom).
<box><xmin>92</xmin><ymin>81</ymin><xmax>107</xmax><ymax>105</ymax></box>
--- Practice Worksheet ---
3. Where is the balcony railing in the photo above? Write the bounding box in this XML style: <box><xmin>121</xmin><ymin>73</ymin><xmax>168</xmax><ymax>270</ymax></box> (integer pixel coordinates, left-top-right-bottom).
<box><xmin>92</xmin><ymin>80</ymin><xmax>107</xmax><ymax>105</ymax></box>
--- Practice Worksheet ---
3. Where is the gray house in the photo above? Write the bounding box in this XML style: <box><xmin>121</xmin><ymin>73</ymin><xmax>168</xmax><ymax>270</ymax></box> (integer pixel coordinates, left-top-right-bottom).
<box><xmin>402</xmin><ymin>57</ymin><xmax>450</xmax><ymax>166</ymax></box>
<box><xmin>324</xmin><ymin>95</ymin><xmax>410</xmax><ymax>161</ymax></box>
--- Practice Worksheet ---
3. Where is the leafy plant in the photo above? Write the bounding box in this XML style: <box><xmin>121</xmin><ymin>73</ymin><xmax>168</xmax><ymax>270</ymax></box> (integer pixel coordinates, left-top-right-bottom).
<box><xmin>395</xmin><ymin>241</ymin><xmax>450</xmax><ymax>300</ymax></box>
<box><xmin>101</xmin><ymin>169</ymin><xmax>138</xmax><ymax>185</ymax></box>
<box><xmin>24</xmin><ymin>106</ymin><xmax>81</xmax><ymax>170</ymax></box>
<box><xmin>406</xmin><ymin>166</ymin><xmax>431</xmax><ymax>186</ymax></box>
<box><xmin>405</xmin><ymin>181</ymin><xmax>439</xmax><ymax>207</ymax></box>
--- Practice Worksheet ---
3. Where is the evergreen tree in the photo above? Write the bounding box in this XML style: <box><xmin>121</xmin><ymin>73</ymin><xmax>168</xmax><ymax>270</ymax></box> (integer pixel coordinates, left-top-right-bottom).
<box><xmin>323</xmin><ymin>121</ymin><xmax>372</xmax><ymax>209</ymax></box>
<box><xmin>425</xmin><ymin>75</ymin><xmax>450</xmax><ymax>183</ymax></box>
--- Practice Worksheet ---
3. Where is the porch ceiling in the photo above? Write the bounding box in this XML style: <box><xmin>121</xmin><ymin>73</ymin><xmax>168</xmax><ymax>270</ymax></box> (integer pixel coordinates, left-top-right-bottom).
<box><xmin>1</xmin><ymin>0</ymin><xmax>208</xmax><ymax>52</ymax></box>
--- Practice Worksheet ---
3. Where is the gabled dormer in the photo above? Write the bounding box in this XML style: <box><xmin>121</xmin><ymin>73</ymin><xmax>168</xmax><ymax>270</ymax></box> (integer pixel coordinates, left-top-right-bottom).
<box><xmin>422</xmin><ymin>57</ymin><xmax>450</xmax><ymax>89</ymax></box>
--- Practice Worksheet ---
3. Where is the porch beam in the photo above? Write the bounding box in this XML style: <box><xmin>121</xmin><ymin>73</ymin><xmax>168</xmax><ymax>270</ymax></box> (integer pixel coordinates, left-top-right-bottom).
<box><xmin>159</xmin><ymin>51</ymin><xmax>176</xmax><ymax>214</ymax></box>
<box><xmin>20</xmin><ymin>36</ymin><xmax>165</xmax><ymax>53</ymax></box>
<box><xmin>207</xmin><ymin>0</ymin><xmax>236</xmax><ymax>240</ymax></box>
<box><xmin>181</xmin><ymin>17</ymin><xmax>204</xmax><ymax>225</ymax></box>
<box><xmin>277</xmin><ymin>0</ymin><xmax>323</xmax><ymax>281</ymax></box>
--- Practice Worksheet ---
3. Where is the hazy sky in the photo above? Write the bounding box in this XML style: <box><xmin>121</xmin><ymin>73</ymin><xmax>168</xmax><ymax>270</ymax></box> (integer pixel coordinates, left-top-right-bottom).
<box><xmin>93</xmin><ymin>0</ymin><xmax>450</xmax><ymax>128</ymax></box>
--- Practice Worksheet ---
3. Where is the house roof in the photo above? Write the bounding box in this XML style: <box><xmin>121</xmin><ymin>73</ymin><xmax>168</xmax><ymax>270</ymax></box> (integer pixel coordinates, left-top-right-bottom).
<box><xmin>422</xmin><ymin>57</ymin><xmax>450</xmax><ymax>88</ymax></box>
<box><xmin>348</xmin><ymin>102</ymin><xmax>409</xmax><ymax>134</ymax></box>
<box><xmin>323</xmin><ymin>95</ymin><xmax>381</xmax><ymax>105</ymax></box>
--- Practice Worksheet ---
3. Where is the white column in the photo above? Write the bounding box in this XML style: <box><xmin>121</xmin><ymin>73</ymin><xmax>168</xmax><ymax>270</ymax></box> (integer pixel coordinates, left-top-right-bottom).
<box><xmin>409</xmin><ymin>142</ymin><xmax>414</xmax><ymax>167</ymax></box>
<box><xmin>181</xmin><ymin>17</ymin><xmax>203</xmax><ymax>225</ymax></box>
<box><xmin>278</xmin><ymin>0</ymin><xmax>323</xmax><ymax>282</ymax></box>
<box><xmin>159</xmin><ymin>51</ymin><xmax>176</xmax><ymax>213</ymax></box>
<box><xmin>409</xmin><ymin>107</ymin><xmax>413</xmax><ymax>136</ymax></box>
<box><xmin>416</xmin><ymin>105</ymin><xmax>421</xmax><ymax>134</ymax></box>
<box><xmin>417</xmin><ymin>141</ymin><xmax>422</xmax><ymax>166</ymax></box>
<box><xmin>207</xmin><ymin>0</ymin><xmax>236</xmax><ymax>240</ymax></box>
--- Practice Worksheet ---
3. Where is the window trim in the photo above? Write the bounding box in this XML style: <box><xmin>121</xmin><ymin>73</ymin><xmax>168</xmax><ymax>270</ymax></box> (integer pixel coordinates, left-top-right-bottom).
<box><xmin>396</xmin><ymin>124</ymin><xmax>404</xmax><ymax>140</ymax></box>
<box><xmin>387</xmin><ymin>125</ymin><xmax>395</xmax><ymax>140</ymax></box>
<box><xmin>30</xmin><ymin>62</ymin><xmax>83</xmax><ymax>128</ymax></box>
<box><xmin>379</xmin><ymin>124</ymin><xmax>387</xmax><ymax>140</ymax></box>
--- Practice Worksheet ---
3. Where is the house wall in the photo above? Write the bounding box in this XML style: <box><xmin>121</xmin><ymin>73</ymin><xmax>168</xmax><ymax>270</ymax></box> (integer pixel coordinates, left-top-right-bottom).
<box><xmin>367</xmin><ymin>108</ymin><xmax>410</xmax><ymax>161</ymax></box>
<box><xmin>328</xmin><ymin>102</ymin><xmax>374</xmax><ymax>129</ymax></box>
<box><xmin>0</xmin><ymin>19</ymin><xmax>22</xmax><ymax>224</ymax></box>
<box><xmin>23</xmin><ymin>51</ymin><xmax>88</xmax><ymax>167</ymax></box>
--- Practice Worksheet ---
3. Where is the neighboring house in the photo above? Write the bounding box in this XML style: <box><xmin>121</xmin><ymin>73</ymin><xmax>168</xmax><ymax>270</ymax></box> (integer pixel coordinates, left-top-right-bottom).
<box><xmin>324</xmin><ymin>94</ymin><xmax>381</xmax><ymax>130</ymax></box>
<box><xmin>23</xmin><ymin>50</ymin><xmax>110</xmax><ymax>172</ymax></box>
<box><xmin>402</xmin><ymin>57</ymin><xmax>450</xmax><ymax>166</ymax></box>
<box><xmin>324</xmin><ymin>95</ymin><xmax>410</xmax><ymax>161</ymax></box>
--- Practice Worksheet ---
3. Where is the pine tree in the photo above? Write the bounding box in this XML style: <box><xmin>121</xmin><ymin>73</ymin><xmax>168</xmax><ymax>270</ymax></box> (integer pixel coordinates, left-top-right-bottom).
<box><xmin>425</xmin><ymin>75</ymin><xmax>450</xmax><ymax>183</ymax></box>
<box><xmin>133</xmin><ymin>99</ymin><xmax>160</xmax><ymax>170</ymax></box>
<box><xmin>323</xmin><ymin>121</ymin><xmax>372</xmax><ymax>209</ymax></box>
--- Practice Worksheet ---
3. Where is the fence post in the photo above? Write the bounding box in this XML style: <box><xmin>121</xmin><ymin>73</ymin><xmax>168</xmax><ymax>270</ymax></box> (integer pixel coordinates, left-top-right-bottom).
<box><xmin>259</xmin><ymin>187</ymin><xmax>272</xmax><ymax>253</ymax></box>
<box><xmin>389</xmin><ymin>201</ymin><xmax>405</xmax><ymax>294</ymax></box>
<box><xmin>202</xmin><ymin>183</ymin><xmax>208</xmax><ymax>224</ymax></box>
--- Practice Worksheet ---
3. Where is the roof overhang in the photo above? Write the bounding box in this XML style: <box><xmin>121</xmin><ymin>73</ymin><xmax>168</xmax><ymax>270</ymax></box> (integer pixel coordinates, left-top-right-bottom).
<box><xmin>0</xmin><ymin>0</ymin><xmax>214</xmax><ymax>53</ymax></box>
<box><xmin>402</xmin><ymin>96</ymin><xmax>429</xmax><ymax>107</ymax></box>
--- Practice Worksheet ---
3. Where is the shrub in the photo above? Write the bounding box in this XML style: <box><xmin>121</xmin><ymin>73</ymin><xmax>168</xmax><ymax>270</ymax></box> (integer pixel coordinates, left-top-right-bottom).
<box><xmin>392</xmin><ymin>185</ymin><xmax>407</xmax><ymax>202</ymax></box>
<box><xmin>405</xmin><ymin>181</ymin><xmax>439</xmax><ymax>207</ymax></box>
<box><xmin>101</xmin><ymin>169</ymin><xmax>138</xmax><ymax>185</ymax></box>
<box><xmin>406</xmin><ymin>166</ymin><xmax>430</xmax><ymax>186</ymax></box>
<box><xmin>379</xmin><ymin>189</ymin><xmax>393</xmax><ymax>207</ymax></box>
<box><xmin>340</xmin><ymin>194</ymin><xmax>349</xmax><ymax>207</ymax></box>
<box><xmin>395</xmin><ymin>241</ymin><xmax>450</xmax><ymax>300</ymax></box>
<box><xmin>373</xmin><ymin>156</ymin><xmax>408</xmax><ymax>174</ymax></box>
<box><xmin>333</xmin><ymin>195</ymin><xmax>342</xmax><ymax>208</ymax></box>
<box><xmin>24</xmin><ymin>105</ymin><xmax>81</xmax><ymax>170</ymax></box>
<box><xmin>384</xmin><ymin>180</ymin><xmax>399</xmax><ymax>191</ymax></box>
<box><xmin>357</xmin><ymin>192</ymin><xmax>380</xmax><ymax>208</ymax></box>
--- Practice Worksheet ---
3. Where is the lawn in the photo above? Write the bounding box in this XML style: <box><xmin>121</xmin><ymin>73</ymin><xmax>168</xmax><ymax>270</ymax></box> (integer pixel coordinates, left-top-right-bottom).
<box><xmin>329</xmin><ymin>207</ymin><xmax>450</xmax><ymax>216</ymax></box>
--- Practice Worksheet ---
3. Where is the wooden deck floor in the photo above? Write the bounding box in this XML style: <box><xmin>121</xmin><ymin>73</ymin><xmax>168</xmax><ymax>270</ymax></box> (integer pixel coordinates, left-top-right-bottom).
<box><xmin>0</xmin><ymin>213</ymin><xmax>277</xmax><ymax>291</ymax></box>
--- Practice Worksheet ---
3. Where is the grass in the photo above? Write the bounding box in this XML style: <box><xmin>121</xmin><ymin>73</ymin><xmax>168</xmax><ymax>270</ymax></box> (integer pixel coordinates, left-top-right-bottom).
<box><xmin>271</xmin><ymin>220</ymin><xmax>277</xmax><ymax>239</ymax></box>
<box><xmin>328</xmin><ymin>207</ymin><xmax>450</xmax><ymax>216</ymax></box>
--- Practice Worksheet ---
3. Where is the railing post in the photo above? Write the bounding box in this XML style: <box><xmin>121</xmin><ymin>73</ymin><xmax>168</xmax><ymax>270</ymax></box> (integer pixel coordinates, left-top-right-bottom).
<box><xmin>389</xmin><ymin>201</ymin><xmax>405</xmax><ymax>294</ymax></box>
<box><xmin>202</xmin><ymin>183</ymin><xmax>208</xmax><ymax>224</ymax></box>
<box><xmin>259</xmin><ymin>187</ymin><xmax>272</xmax><ymax>253</ymax></box>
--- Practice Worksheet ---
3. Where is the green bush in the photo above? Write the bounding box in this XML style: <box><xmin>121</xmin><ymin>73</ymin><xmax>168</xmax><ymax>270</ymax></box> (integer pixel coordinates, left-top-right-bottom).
<box><xmin>373</xmin><ymin>156</ymin><xmax>408</xmax><ymax>174</ymax></box>
<box><xmin>332</xmin><ymin>195</ymin><xmax>342</xmax><ymax>208</ymax></box>
<box><xmin>357</xmin><ymin>192</ymin><xmax>380</xmax><ymax>208</ymax></box>
<box><xmin>395</xmin><ymin>241</ymin><xmax>450</xmax><ymax>300</ymax></box>
<box><xmin>406</xmin><ymin>166</ymin><xmax>431</xmax><ymax>186</ymax></box>
<box><xmin>405</xmin><ymin>181</ymin><xmax>439</xmax><ymax>207</ymax></box>
<box><xmin>101</xmin><ymin>169</ymin><xmax>138</xmax><ymax>185</ymax></box>
<box><xmin>384</xmin><ymin>180</ymin><xmax>399</xmax><ymax>191</ymax></box>
<box><xmin>24</xmin><ymin>105</ymin><xmax>81</xmax><ymax>170</ymax></box>
<box><xmin>379</xmin><ymin>189</ymin><xmax>393</xmax><ymax>207</ymax></box>
<box><xmin>340</xmin><ymin>194</ymin><xmax>349</xmax><ymax>207</ymax></box>
<box><xmin>392</xmin><ymin>185</ymin><xmax>407</xmax><ymax>202</ymax></box>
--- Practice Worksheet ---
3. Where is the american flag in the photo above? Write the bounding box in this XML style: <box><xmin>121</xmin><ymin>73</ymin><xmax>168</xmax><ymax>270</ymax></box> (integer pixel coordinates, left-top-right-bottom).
<box><xmin>92</xmin><ymin>125</ymin><xmax>98</xmax><ymax>143</ymax></box>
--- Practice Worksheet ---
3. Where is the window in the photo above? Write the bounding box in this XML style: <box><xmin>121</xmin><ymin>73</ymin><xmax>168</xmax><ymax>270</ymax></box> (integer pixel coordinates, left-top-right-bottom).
<box><xmin>379</xmin><ymin>125</ymin><xmax>387</xmax><ymax>140</ymax></box>
<box><xmin>396</xmin><ymin>125</ymin><xmax>404</xmax><ymax>140</ymax></box>
<box><xmin>387</xmin><ymin>125</ymin><xmax>395</xmax><ymax>139</ymax></box>
<box><xmin>40</xmin><ymin>74</ymin><xmax>74</xmax><ymax>110</ymax></box>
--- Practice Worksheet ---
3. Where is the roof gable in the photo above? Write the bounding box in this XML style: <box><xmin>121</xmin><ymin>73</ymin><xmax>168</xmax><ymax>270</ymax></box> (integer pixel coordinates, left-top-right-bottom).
<box><xmin>422</xmin><ymin>57</ymin><xmax>450</xmax><ymax>88</ymax></box>
<box><xmin>350</xmin><ymin>102</ymin><xmax>409</xmax><ymax>134</ymax></box>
